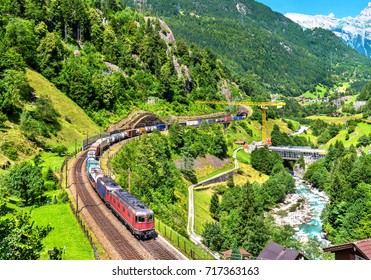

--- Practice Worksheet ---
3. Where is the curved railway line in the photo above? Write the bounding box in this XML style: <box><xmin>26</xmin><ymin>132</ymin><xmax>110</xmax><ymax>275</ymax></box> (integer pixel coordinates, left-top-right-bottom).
<box><xmin>73</xmin><ymin>153</ymin><xmax>144</xmax><ymax>259</ymax></box>
<box><xmin>70</xmin><ymin>150</ymin><xmax>184</xmax><ymax>260</ymax></box>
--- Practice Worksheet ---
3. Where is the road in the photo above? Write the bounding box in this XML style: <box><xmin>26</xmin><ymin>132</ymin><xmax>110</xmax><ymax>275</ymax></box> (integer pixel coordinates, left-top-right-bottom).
<box><xmin>187</xmin><ymin>147</ymin><xmax>242</xmax><ymax>259</ymax></box>
<box><xmin>289</xmin><ymin>125</ymin><xmax>308</xmax><ymax>136</ymax></box>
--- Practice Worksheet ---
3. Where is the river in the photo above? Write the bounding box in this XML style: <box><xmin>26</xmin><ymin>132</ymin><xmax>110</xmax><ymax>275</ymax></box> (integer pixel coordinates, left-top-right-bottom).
<box><xmin>271</xmin><ymin>176</ymin><xmax>330</xmax><ymax>245</ymax></box>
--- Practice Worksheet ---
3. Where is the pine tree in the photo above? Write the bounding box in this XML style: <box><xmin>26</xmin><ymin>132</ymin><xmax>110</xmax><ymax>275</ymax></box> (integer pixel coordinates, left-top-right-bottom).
<box><xmin>230</xmin><ymin>239</ymin><xmax>241</xmax><ymax>260</ymax></box>
<box><xmin>209</xmin><ymin>192</ymin><xmax>219</xmax><ymax>220</ymax></box>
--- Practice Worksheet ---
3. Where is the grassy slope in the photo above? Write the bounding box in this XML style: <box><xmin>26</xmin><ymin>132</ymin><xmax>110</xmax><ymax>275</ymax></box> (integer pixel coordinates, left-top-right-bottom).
<box><xmin>31</xmin><ymin>204</ymin><xmax>95</xmax><ymax>260</ymax></box>
<box><xmin>322</xmin><ymin>122</ymin><xmax>371</xmax><ymax>149</ymax></box>
<box><xmin>302</xmin><ymin>84</ymin><xmax>328</xmax><ymax>99</ymax></box>
<box><xmin>306</xmin><ymin>114</ymin><xmax>363</xmax><ymax>124</ymax></box>
<box><xmin>301</xmin><ymin>83</ymin><xmax>350</xmax><ymax>99</ymax></box>
<box><xmin>26</xmin><ymin>69</ymin><xmax>101</xmax><ymax>152</ymax></box>
<box><xmin>194</xmin><ymin>188</ymin><xmax>214</xmax><ymax>235</ymax></box>
<box><xmin>1</xmin><ymin>70</ymin><xmax>101</xmax><ymax>168</ymax></box>
<box><xmin>25</xmin><ymin>70</ymin><xmax>102</xmax><ymax>259</ymax></box>
<box><xmin>305</xmin><ymin>114</ymin><xmax>371</xmax><ymax>151</ymax></box>
<box><xmin>0</xmin><ymin>70</ymin><xmax>102</xmax><ymax>259</ymax></box>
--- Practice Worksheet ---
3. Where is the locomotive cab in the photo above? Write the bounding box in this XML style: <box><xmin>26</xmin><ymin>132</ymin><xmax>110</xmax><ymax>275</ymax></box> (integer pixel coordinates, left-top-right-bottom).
<box><xmin>134</xmin><ymin>212</ymin><xmax>156</xmax><ymax>239</ymax></box>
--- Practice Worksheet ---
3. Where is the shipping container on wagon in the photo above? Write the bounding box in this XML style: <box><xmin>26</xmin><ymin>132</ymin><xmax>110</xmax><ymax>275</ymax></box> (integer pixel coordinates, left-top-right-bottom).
<box><xmin>96</xmin><ymin>176</ymin><xmax>122</xmax><ymax>201</ymax></box>
<box><xmin>90</xmin><ymin>168</ymin><xmax>105</xmax><ymax>186</ymax></box>
<box><xmin>186</xmin><ymin>120</ymin><xmax>199</xmax><ymax>126</ymax></box>
<box><xmin>109</xmin><ymin>133</ymin><xmax>120</xmax><ymax>144</ymax></box>
<box><xmin>232</xmin><ymin>115</ymin><xmax>243</xmax><ymax>121</ymax></box>
<box><xmin>96</xmin><ymin>138</ymin><xmax>110</xmax><ymax>156</ymax></box>
<box><xmin>126</xmin><ymin>129</ymin><xmax>137</xmax><ymax>138</ymax></box>
<box><xmin>119</xmin><ymin>131</ymin><xmax>128</xmax><ymax>140</ymax></box>
<box><xmin>87</xmin><ymin>150</ymin><xmax>96</xmax><ymax>159</ymax></box>
<box><xmin>156</xmin><ymin>124</ymin><xmax>166</xmax><ymax>131</ymax></box>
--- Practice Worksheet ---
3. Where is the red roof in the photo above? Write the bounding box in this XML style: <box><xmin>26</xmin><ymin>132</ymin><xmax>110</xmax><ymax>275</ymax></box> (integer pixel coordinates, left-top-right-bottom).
<box><xmin>355</xmin><ymin>239</ymin><xmax>371</xmax><ymax>258</ymax></box>
<box><xmin>324</xmin><ymin>238</ymin><xmax>371</xmax><ymax>260</ymax></box>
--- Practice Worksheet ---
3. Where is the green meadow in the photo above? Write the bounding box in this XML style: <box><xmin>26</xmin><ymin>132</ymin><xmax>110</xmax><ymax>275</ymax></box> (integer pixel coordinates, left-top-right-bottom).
<box><xmin>31</xmin><ymin>203</ymin><xmax>94</xmax><ymax>260</ymax></box>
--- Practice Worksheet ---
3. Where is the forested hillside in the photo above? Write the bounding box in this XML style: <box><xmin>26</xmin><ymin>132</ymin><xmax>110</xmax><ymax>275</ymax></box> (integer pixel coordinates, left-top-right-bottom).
<box><xmin>0</xmin><ymin>0</ymin><xmax>252</xmax><ymax>259</ymax></box>
<box><xmin>304</xmin><ymin>142</ymin><xmax>371</xmax><ymax>244</ymax></box>
<box><xmin>127</xmin><ymin>0</ymin><xmax>371</xmax><ymax>96</ymax></box>
<box><xmin>0</xmin><ymin>0</ymin><xmax>251</xmax><ymax>129</ymax></box>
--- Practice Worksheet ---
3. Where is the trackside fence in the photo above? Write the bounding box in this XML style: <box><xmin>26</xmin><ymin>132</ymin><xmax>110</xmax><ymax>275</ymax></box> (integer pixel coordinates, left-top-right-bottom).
<box><xmin>68</xmin><ymin>200</ymin><xmax>100</xmax><ymax>260</ymax></box>
<box><xmin>155</xmin><ymin>219</ymin><xmax>215</xmax><ymax>260</ymax></box>
<box><xmin>82</xmin><ymin>133</ymin><xmax>110</xmax><ymax>150</ymax></box>
<box><xmin>59</xmin><ymin>153</ymin><xmax>100</xmax><ymax>260</ymax></box>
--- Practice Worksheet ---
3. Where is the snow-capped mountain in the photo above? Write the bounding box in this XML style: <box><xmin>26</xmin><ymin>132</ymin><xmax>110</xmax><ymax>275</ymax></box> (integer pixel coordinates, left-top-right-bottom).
<box><xmin>285</xmin><ymin>3</ymin><xmax>371</xmax><ymax>57</ymax></box>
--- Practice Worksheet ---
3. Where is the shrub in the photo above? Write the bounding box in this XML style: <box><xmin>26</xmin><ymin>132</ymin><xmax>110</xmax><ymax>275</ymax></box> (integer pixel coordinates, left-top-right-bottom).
<box><xmin>44</xmin><ymin>180</ymin><xmax>56</xmax><ymax>191</ymax></box>
<box><xmin>0</xmin><ymin>142</ymin><xmax>18</xmax><ymax>160</ymax></box>
<box><xmin>52</xmin><ymin>145</ymin><xmax>67</xmax><ymax>156</ymax></box>
<box><xmin>57</xmin><ymin>192</ymin><xmax>69</xmax><ymax>203</ymax></box>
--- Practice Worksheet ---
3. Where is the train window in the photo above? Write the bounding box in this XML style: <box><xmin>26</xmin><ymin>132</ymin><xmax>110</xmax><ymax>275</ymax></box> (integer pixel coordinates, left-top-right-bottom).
<box><xmin>128</xmin><ymin>212</ymin><xmax>130</xmax><ymax>217</ymax></box>
<box><xmin>137</xmin><ymin>216</ymin><xmax>145</xmax><ymax>223</ymax></box>
<box><xmin>148</xmin><ymin>215</ymin><xmax>153</xmax><ymax>222</ymax></box>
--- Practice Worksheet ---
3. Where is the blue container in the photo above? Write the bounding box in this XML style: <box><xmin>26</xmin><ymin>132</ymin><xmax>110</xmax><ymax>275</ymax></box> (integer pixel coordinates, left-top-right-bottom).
<box><xmin>156</xmin><ymin>124</ymin><xmax>166</xmax><ymax>131</ymax></box>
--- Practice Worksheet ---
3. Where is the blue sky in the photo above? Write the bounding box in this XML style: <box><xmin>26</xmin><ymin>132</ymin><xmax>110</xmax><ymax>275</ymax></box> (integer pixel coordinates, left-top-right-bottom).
<box><xmin>256</xmin><ymin>1</ymin><xmax>370</xmax><ymax>18</ymax></box>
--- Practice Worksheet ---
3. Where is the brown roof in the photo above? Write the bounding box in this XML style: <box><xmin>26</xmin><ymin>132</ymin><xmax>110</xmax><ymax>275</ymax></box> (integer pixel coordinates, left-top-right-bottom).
<box><xmin>223</xmin><ymin>249</ymin><xmax>251</xmax><ymax>259</ymax></box>
<box><xmin>324</xmin><ymin>238</ymin><xmax>371</xmax><ymax>260</ymax></box>
<box><xmin>256</xmin><ymin>241</ymin><xmax>304</xmax><ymax>260</ymax></box>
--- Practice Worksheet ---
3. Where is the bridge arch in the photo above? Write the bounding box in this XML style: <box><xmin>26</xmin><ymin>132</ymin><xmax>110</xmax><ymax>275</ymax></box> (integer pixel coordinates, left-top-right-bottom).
<box><xmin>107</xmin><ymin>110</ymin><xmax>166</xmax><ymax>132</ymax></box>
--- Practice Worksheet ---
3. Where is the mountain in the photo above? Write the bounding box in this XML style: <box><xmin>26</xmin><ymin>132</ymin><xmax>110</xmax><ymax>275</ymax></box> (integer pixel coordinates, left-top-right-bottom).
<box><xmin>125</xmin><ymin>0</ymin><xmax>371</xmax><ymax>96</ymax></box>
<box><xmin>286</xmin><ymin>3</ymin><xmax>371</xmax><ymax>57</ymax></box>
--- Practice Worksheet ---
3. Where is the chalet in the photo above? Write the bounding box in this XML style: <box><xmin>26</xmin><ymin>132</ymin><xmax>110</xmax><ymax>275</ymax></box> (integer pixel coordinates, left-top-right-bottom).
<box><xmin>234</xmin><ymin>140</ymin><xmax>246</xmax><ymax>146</ymax></box>
<box><xmin>256</xmin><ymin>241</ymin><xmax>305</xmax><ymax>260</ymax></box>
<box><xmin>222</xmin><ymin>249</ymin><xmax>251</xmax><ymax>260</ymax></box>
<box><xmin>323</xmin><ymin>238</ymin><xmax>371</xmax><ymax>260</ymax></box>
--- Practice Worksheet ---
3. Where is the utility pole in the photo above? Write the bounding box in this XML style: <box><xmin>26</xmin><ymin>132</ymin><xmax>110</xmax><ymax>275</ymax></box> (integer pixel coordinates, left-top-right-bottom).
<box><xmin>128</xmin><ymin>167</ymin><xmax>131</xmax><ymax>193</ymax></box>
<box><xmin>76</xmin><ymin>192</ymin><xmax>78</xmax><ymax>216</ymax></box>
<box><xmin>65</xmin><ymin>147</ymin><xmax>68</xmax><ymax>189</ymax></box>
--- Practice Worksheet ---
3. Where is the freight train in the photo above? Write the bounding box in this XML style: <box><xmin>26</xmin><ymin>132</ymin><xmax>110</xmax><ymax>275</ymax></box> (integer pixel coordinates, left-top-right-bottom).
<box><xmin>84</xmin><ymin>115</ymin><xmax>246</xmax><ymax>240</ymax></box>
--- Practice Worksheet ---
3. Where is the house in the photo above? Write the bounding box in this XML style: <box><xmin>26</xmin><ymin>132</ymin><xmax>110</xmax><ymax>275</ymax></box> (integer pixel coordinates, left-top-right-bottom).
<box><xmin>256</xmin><ymin>241</ymin><xmax>305</xmax><ymax>260</ymax></box>
<box><xmin>222</xmin><ymin>249</ymin><xmax>251</xmax><ymax>260</ymax></box>
<box><xmin>234</xmin><ymin>140</ymin><xmax>246</xmax><ymax>146</ymax></box>
<box><xmin>323</xmin><ymin>238</ymin><xmax>371</xmax><ymax>260</ymax></box>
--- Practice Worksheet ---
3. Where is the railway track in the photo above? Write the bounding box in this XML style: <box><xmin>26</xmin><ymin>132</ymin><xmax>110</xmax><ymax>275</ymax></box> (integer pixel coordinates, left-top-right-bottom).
<box><xmin>140</xmin><ymin>239</ymin><xmax>180</xmax><ymax>260</ymax></box>
<box><xmin>72</xmin><ymin>152</ymin><xmax>183</xmax><ymax>260</ymax></box>
<box><xmin>73</xmin><ymin>153</ymin><xmax>144</xmax><ymax>260</ymax></box>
